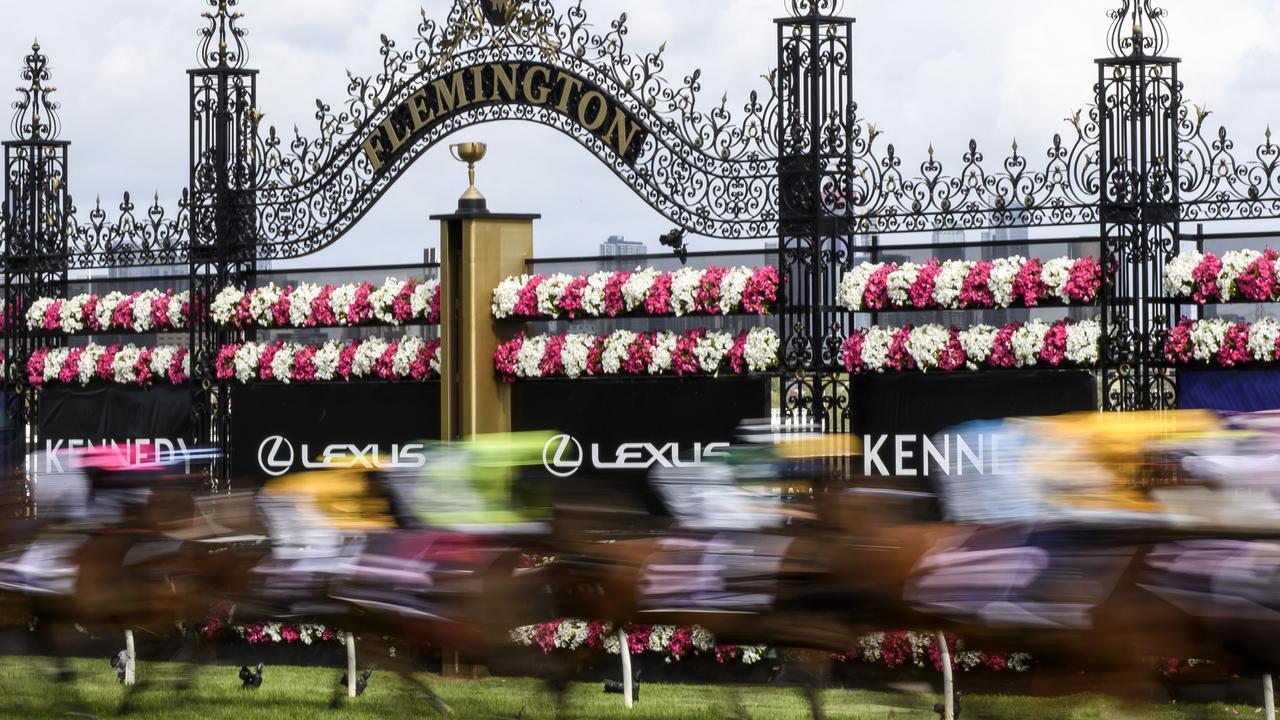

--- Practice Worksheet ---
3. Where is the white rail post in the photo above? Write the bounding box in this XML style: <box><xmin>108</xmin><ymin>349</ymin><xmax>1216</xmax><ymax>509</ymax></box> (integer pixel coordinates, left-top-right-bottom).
<box><xmin>1265</xmin><ymin>673</ymin><xmax>1275</xmax><ymax>720</ymax></box>
<box><xmin>124</xmin><ymin>629</ymin><xmax>136</xmax><ymax>686</ymax></box>
<box><xmin>618</xmin><ymin>628</ymin><xmax>633</xmax><ymax>710</ymax></box>
<box><xmin>936</xmin><ymin>632</ymin><xmax>953</xmax><ymax>720</ymax></box>
<box><xmin>346</xmin><ymin>633</ymin><xmax>357</xmax><ymax>698</ymax></box>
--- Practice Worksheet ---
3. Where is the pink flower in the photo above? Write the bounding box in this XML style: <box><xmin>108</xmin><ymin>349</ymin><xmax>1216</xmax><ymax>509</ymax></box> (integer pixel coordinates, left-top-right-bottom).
<box><xmin>559</xmin><ymin>275</ymin><xmax>588</xmax><ymax>318</ymax></box>
<box><xmin>644</xmin><ymin>274</ymin><xmax>674</xmax><ymax>315</ymax></box>
<box><xmin>585</xmin><ymin>622</ymin><xmax>607</xmax><ymax>650</ymax></box>
<box><xmin>694</xmin><ymin>267</ymin><xmax>726</xmax><ymax>314</ymax></box>
<box><xmin>1218</xmin><ymin>322</ymin><xmax>1251</xmax><ymax>368</ymax></box>
<box><xmin>887</xmin><ymin>326</ymin><xmax>916</xmax><ymax>371</ymax></box>
<box><xmin>622</xmin><ymin>333</ymin><xmax>654</xmax><ymax>375</ymax></box>
<box><xmin>311</xmin><ymin>286</ymin><xmax>337</xmax><ymax>326</ymax></box>
<box><xmin>604</xmin><ymin>272</ymin><xmax>630</xmax><ymax>317</ymax></box>
<box><xmin>337</xmin><ymin>341</ymin><xmax>359</xmax><ymax>380</ymax></box>
<box><xmin>1192</xmin><ymin>253</ymin><xmax>1223</xmax><ymax>304</ymax></box>
<box><xmin>540</xmin><ymin>334</ymin><xmax>566</xmax><ymax>377</ymax></box>
<box><xmin>514</xmin><ymin>275</ymin><xmax>547</xmax><ymax>318</ymax></box>
<box><xmin>668</xmin><ymin>627</ymin><xmax>694</xmax><ymax>660</ymax></box>
<box><xmin>1164</xmin><ymin>319</ymin><xmax>1194</xmax><ymax>364</ymax></box>
<box><xmin>83</xmin><ymin>296</ymin><xmax>101</xmax><ymax>331</ymax></box>
<box><xmin>863</xmin><ymin>264</ymin><xmax>896</xmax><ymax>310</ymax></box>
<box><xmin>96</xmin><ymin>345</ymin><xmax>121</xmax><ymax>381</ymax></box>
<box><xmin>234</xmin><ymin>295</ymin><xmax>253</xmax><ymax>329</ymax></box>
<box><xmin>672</xmin><ymin>330</ymin><xmax>704</xmax><ymax>375</ymax></box>
<box><xmin>1236</xmin><ymin>248</ymin><xmax>1280</xmax><ymax>302</ymax></box>
<box><xmin>533</xmin><ymin>621</ymin><xmax>561</xmax><ymax>654</ymax></box>
<box><xmin>990</xmin><ymin>323</ymin><xmax>1020</xmax><ymax>368</ymax></box>
<box><xmin>714</xmin><ymin>645</ymin><xmax>739</xmax><ymax>664</ymax></box>
<box><xmin>280</xmin><ymin>625</ymin><xmax>301</xmax><ymax>643</ymax></box>
<box><xmin>349</xmin><ymin>283</ymin><xmax>374</xmax><ymax>324</ymax></box>
<box><xmin>960</xmin><ymin>261</ymin><xmax>995</xmax><ymax>308</ymax></box>
<box><xmin>43</xmin><ymin>300</ymin><xmax>63</xmax><ymax>331</ymax></box>
<box><xmin>624</xmin><ymin>625</ymin><xmax>653</xmax><ymax>656</ymax></box>
<box><xmin>258</xmin><ymin>341</ymin><xmax>285</xmax><ymax>381</ymax></box>
<box><xmin>216</xmin><ymin>344</ymin><xmax>239</xmax><ymax>380</ymax></box>
<box><xmin>984</xmin><ymin>653</ymin><xmax>1009</xmax><ymax>672</ymax></box>
<box><xmin>151</xmin><ymin>294</ymin><xmax>173</xmax><ymax>330</ymax></box>
<box><xmin>909</xmin><ymin>259</ymin><xmax>942</xmax><ymax>309</ymax></box>
<box><xmin>1039</xmin><ymin>321</ymin><xmax>1069</xmax><ymax>367</ymax></box>
<box><xmin>413</xmin><ymin>339</ymin><xmax>441</xmax><ymax>380</ymax></box>
<box><xmin>169</xmin><ymin>348</ymin><xmax>189</xmax><ymax>385</ymax></box>
<box><xmin>374</xmin><ymin>342</ymin><xmax>399</xmax><ymax>380</ymax></box>
<box><xmin>135</xmin><ymin>348</ymin><xmax>155</xmax><ymax>387</ymax></box>
<box><xmin>112</xmin><ymin>294</ymin><xmax>138</xmax><ymax>331</ymax></box>
<box><xmin>59</xmin><ymin>348</ymin><xmax>84</xmax><ymax>384</ymax></box>
<box><xmin>292</xmin><ymin>346</ymin><xmax>318</xmax><ymax>382</ymax></box>
<box><xmin>1065</xmin><ymin>257</ymin><xmax>1102</xmax><ymax>304</ymax></box>
<box><xmin>392</xmin><ymin>280</ymin><xmax>417</xmax><ymax>323</ymax></box>
<box><xmin>928</xmin><ymin>633</ymin><xmax>958</xmax><ymax>672</ymax></box>
<box><xmin>586</xmin><ymin>338</ymin><xmax>605</xmax><ymax>376</ymax></box>
<box><xmin>242</xmin><ymin>623</ymin><xmax>266</xmax><ymax>645</ymax></box>
<box><xmin>841</xmin><ymin>332</ymin><xmax>866</xmax><ymax>373</ymax></box>
<box><xmin>427</xmin><ymin>283</ymin><xmax>442</xmax><ymax>325</ymax></box>
<box><xmin>938</xmin><ymin>329</ymin><xmax>967</xmax><ymax>371</ymax></box>
<box><xmin>741</xmin><ymin>266</ymin><xmax>780</xmax><ymax>314</ymax></box>
<box><xmin>270</xmin><ymin>286</ymin><xmax>293</xmax><ymax>327</ymax></box>
<box><xmin>494</xmin><ymin>334</ymin><xmax>524</xmax><ymax>381</ymax></box>
<box><xmin>727</xmin><ymin>332</ymin><xmax>749</xmax><ymax>374</ymax></box>
<box><xmin>26</xmin><ymin>348</ymin><xmax>49</xmax><ymax>385</ymax></box>
<box><xmin>1012</xmin><ymin>258</ymin><xmax>1047</xmax><ymax>307</ymax></box>
<box><xmin>880</xmin><ymin>632</ymin><xmax>912</xmax><ymax>669</ymax></box>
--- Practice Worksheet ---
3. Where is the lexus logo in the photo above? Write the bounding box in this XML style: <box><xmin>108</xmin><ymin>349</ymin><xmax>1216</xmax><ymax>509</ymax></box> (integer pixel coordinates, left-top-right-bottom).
<box><xmin>542</xmin><ymin>434</ymin><xmax>584</xmax><ymax>477</ymax></box>
<box><xmin>258</xmin><ymin>435</ymin><xmax>296</xmax><ymax>477</ymax></box>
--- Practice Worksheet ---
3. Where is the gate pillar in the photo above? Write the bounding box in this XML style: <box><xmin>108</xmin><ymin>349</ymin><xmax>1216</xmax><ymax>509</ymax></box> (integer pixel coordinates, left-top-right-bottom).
<box><xmin>433</xmin><ymin>209</ymin><xmax>538</xmax><ymax>441</ymax></box>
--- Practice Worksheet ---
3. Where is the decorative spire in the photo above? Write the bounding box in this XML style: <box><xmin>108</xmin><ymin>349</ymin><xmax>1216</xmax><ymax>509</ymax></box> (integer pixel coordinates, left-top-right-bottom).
<box><xmin>1106</xmin><ymin>0</ymin><xmax>1169</xmax><ymax>58</ymax></box>
<box><xmin>10</xmin><ymin>39</ymin><xmax>60</xmax><ymax>142</ymax></box>
<box><xmin>786</xmin><ymin>0</ymin><xmax>845</xmax><ymax>18</ymax></box>
<box><xmin>197</xmin><ymin>0</ymin><xmax>249</xmax><ymax>69</ymax></box>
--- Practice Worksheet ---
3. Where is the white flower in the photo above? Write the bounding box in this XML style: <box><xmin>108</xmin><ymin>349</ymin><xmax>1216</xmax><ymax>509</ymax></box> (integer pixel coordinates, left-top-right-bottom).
<box><xmin>694</xmin><ymin>332</ymin><xmax>734</xmax><ymax>373</ymax></box>
<box><xmin>112</xmin><ymin>345</ymin><xmax>142</xmax><ymax>384</ymax></box>
<box><xmin>582</xmin><ymin>272</ymin><xmax>612</xmax><ymax>317</ymax></box>
<box><xmin>959</xmin><ymin>325</ymin><xmax>997</xmax><ymax>369</ymax></box>
<box><xmin>1189</xmin><ymin>319</ymin><xmax>1230</xmax><ymax>362</ymax></box>
<box><xmin>516</xmin><ymin>335</ymin><xmax>548</xmax><ymax>378</ymax></box>
<box><xmin>132</xmin><ymin>290</ymin><xmax>161</xmax><ymax>332</ymax></box>
<box><xmin>670</xmin><ymin>268</ymin><xmax>703</xmax><ymax>316</ymax></box>
<box><xmin>719</xmin><ymin>267</ymin><xmax>753</xmax><ymax>314</ymax></box>
<box><xmin>43</xmin><ymin>348</ymin><xmax>68</xmax><ymax>382</ymax></box>
<box><xmin>838</xmin><ymin>263</ymin><xmax>880</xmax><ymax>312</ymax></box>
<box><xmin>394</xmin><ymin>336</ymin><xmax>425</xmax><ymax>377</ymax></box>
<box><xmin>739</xmin><ymin>646</ymin><xmax>767</xmax><ymax>665</ymax></box>
<box><xmin>1041</xmin><ymin>257</ymin><xmax>1075</xmax><ymax>303</ymax></box>
<box><xmin>990</xmin><ymin>256</ymin><xmax>1025</xmax><ymax>308</ymax></box>
<box><xmin>169</xmin><ymin>291</ymin><xmax>189</xmax><ymax>329</ymax></box>
<box><xmin>934</xmin><ymin>260</ymin><xmax>971</xmax><ymax>309</ymax></box>
<box><xmin>413</xmin><ymin>279</ymin><xmax>438</xmax><ymax>320</ymax></box>
<box><xmin>650</xmin><ymin>332</ymin><xmax>678</xmax><ymax>374</ymax></box>
<box><xmin>623</xmin><ymin>268</ymin><xmax>659</xmax><ymax>312</ymax></box>
<box><xmin>1011</xmin><ymin>320</ymin><xmax>1049</xmax><ymax>367</ymax></box>
<box><xmin>289</xmin><ymin>283</ymin><xmax>321</xmax><ymax>327</ymax></box>
<box><xmin>561</xmin><ymin>335</ymin><xmax>594</xmax><ymax>378</ymax></box>
<box><xmin>492</xmin><ymin>275</ymin><xmax>526</xmax><ymax>319</ymax></box>
<box><xmin>370</xmin><ymin>278</ymin><xmax>407</xmax><ymax>324</ymax></box>
<box><xmin>743</xmin><ymin>328</ymin><xmax>780</xmax><ymax>372</ymax></box>
<box><xmin>211</xmin><ymin>287</ymin><xmax>245</xmax><ymax>326</ymax></box>
<box><xmin>95</xmin><ymin>292</ymin><xmax>125</xmax><ymax>330</ymax></box>
<box><xmin>1220</xmin><ymin>250</ymin><xmax>1261</xmax><ymax>301</ymax></box>
<box><xmin>1066</xmin><ymin>320</ymin><xmax>1102</xmax><ymax>366</ymax></box>
<box><xmin>1164</xmin><ymin>251</ymin><xmax>1203</xmax><ymax>297</ymax></box>
<box><xmin>861</xmin><ymin>327</ymin><xmax>895</xmax><ymax>372</ymax></box>
<box><xmin>602</xmin><ymin>331</ymin><xmax>638</xmax><ymax>374</ymax></box>
<box><xmin>352</xmin><ymin>337</ymin><xmax>388</xmax><ymax>377</ymax></box>
<box><xmin>887</xmin><ymin>263</ymin><xmax>921</xmax><ymax>306</ymax></box>
<box><xmin>314</xmin><ymin>342</ymin><xmax>341</xmax><ymax>381</ymax></box>
<box><xmin>906</xmin><ymin>324</ymin><xmax>951</xmax><ymax>371</ymax></box>
<box><xmin>1250</xmin><ymin>318</ymin><xmax>1280</xmax><ymax>362</ymax></box>
<box><xmin>249</xmin><ymin>284</ymin><xmax>281</xmax><ymax>326</ymax></box>
<box><xmin>328</xmin><ymin>284</ymin><xmax>357</xmax><ymax>326</ymax></box>
<box><xmin>79</xmin><ymin>345</ymin><xmax>104</xmax><ymax>384</ymax></box>
<box><xmin>60</xmin><ymin>295</ymin><xmax>89</xmax><ymax>334</ymax></box>
<box><xmin>536</xmin><ymin>274</ymin><xmax>573</xmax><ymax>318</ymax></box>
<box><xmin>269</xmin><ymin>343</ymin><xmax>297</xmax><ymax>383</ymax></box>
<box><xmin>150</xmin><ymin>346</ymin><xmax>178</xmax><ymax>378</ymax></box>
<box><xmin>233</xmin><ymin>343</ymin><xmax>264</xmax><ymax>383</ymax></box>
<box><xmin>26</xmin><ymin>297</ymin><xmax>55</xmax><ymax>331</ymax></box>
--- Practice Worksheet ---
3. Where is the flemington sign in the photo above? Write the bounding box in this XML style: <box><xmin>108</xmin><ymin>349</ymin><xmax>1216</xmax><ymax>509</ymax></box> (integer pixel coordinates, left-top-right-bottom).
<box><xmin>361</xmin><ymin>62</ymin><xmax>651</xmax><ymax>172</ymax></box>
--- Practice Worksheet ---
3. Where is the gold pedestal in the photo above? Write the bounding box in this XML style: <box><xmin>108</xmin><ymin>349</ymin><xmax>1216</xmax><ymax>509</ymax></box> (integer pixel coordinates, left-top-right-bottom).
<box><xmin>434</xmin><ymin>211</ymin><xmax>539</xmax><ymax>440</ymax></box>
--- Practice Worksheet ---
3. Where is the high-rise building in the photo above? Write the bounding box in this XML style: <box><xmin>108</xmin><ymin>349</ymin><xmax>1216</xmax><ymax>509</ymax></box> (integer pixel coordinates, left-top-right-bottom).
<box><xmin>599</xmin><ymin>235</ymin><xmax>648</xmax><ymax>257</ymax></box>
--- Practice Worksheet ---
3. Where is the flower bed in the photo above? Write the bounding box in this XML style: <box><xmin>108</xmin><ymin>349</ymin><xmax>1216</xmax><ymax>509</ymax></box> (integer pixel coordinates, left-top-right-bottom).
<box><xmin>216</xmin><ymin>337</ymin><xmax>441</xmax><ymax>383</ymax></box>
<box><xmin>840</xmin><ymin>320</ymin><xmax>1100</xmax><ymax>373</ymax></box>
<box><xmin>491</xmin><ymin>266</ymin><xmax>779</xmax><ymax>320</ymax></box>
<box><xmin>837</xmin><ymin>256</ymin><xmax>1102</xmax><ymax>312</ymax></box>
<box><xmin>211</xmin><ymin>278</ymin><xmax>440</xmax><ymax>329</ymax></box>
<box><xmin>1165</xmin><ymin>249</ymin><xmax>1280</xmax><ymax>303</ymax></box>
<box><xmin>27</xmin><ymin>345</ymin><xmax>189</xmax><ymax>387</ymax></box>
<box><xmin>27</xmin><ymin>290</ymin><xmax>189</xmax><ymax>334</ymax></box>
<box><xmin>832</xmin><ymin>632</ymin><xmax>1031</xmax><ymax>674</ymax></box>
<box><xmin>510</xmin><ymin>620</ymin><xmax>767</xmax><ymax>665</ymax></box>
<box><xmin>1164</xmin><ymin>318</ymin><xmax>1280</xmax><ymax>367</ymax></box>
<box><xmin>494</xmin><ymin>327</ymin><xmax>780</xmax><ymax>381</ymax></box>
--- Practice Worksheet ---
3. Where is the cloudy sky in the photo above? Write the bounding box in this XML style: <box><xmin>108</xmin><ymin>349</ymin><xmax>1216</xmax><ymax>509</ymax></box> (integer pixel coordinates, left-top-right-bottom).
<box><xmin>4</xmin><ymin>0</ymin><xmax>1280</xmax><ymax>268</ymax></box>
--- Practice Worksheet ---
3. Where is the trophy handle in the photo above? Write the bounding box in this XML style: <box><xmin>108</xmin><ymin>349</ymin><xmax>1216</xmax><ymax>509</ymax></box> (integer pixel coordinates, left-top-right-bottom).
<box><xmin>448</xmin><ymin>144</ymin><xmax>465</xmax><ymax>163</ymax></box>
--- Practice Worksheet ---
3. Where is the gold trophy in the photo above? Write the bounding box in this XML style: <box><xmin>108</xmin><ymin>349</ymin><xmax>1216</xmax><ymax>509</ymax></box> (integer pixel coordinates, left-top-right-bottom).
<box><xmin>449</xmin><ymin>142</ymin><xmax>488</xmax><ymax>213</ymax></box>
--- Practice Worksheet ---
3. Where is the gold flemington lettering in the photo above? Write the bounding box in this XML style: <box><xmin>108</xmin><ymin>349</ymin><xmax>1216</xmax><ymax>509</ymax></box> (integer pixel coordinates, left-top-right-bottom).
<box><xmin>432</xmin><ymin>70</ymin><xmax>471</xmax><ymax>115</ymax></box>
<box><xmin>361</xmin><ymin>132</ymin><xmax>387</xmax><ymax>173</ymax></box>
<box><xmin>606</xmin><ymin>112</ymin><xmax>645</xmax><ymax>159</ymax></box>
<box><xmin>409</xmin><ymin>87</ymin><xmax>435</xmax><ymax>131</ymax></box>
<box><xmin>553</xmin><ymin>72</ymin><xmax>584</xmax><ymax>114</ymax></box>
<box><xmin>471</xmin><ymin>65</ymin><xmax>490</xmax><ymax>102</ymax></box>
<box><xmin>578</xmin><ymin>91</ymin><xmax>609</xmax><ymax>132</ymax></box>
<box><xmin>380</xmin><ymin>114</ymin><xmax>412</xmax><ymax>155</ymax></box>
<box><xmin>524</xmin><ymin>66</ymin><xmax>552</xmax><ymax>105</ymax></box>
<box><xmin>491</xmin><ymin>63</ymin><xmax>519</xmax><ymax>102</ymax></box>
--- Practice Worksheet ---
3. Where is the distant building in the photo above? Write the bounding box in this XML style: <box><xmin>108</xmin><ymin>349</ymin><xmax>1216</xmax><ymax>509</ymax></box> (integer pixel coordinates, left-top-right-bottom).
<box><xmin>599</xmin><ymin>235</ymin><xmax>648</xmax><ymax>257</ymax></box>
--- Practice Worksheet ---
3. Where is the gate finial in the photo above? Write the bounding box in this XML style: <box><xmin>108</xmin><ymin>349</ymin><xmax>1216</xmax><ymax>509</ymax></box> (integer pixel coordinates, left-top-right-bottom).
<box><xmin>10</xmin><ymin>39</ymin><xmax>60</xmax><ymax>142</ymax></box>
<box><xmin>1106</xmin><ymin>0</ymin><xmax>1169</xmax><ymax>58</ymax></box>
<box><xmin>786</xmin><ymin>0</ymin><xmax>844</xmax><ymax>18</ymax></box>
<box><xmin>197</xmin><ymin>0</ymin><xmax>249</xmax><ymax>69</ymax></box>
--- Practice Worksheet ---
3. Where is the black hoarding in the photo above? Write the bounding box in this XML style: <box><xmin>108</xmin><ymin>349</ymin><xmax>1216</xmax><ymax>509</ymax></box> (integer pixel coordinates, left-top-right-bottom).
<box><xmin>511</xmin><ymin>377</ymin><xmax>772</xmax><ymax>481</ymax></box>
<box><xmin>37</xmin><ymin>385</ymin><xmax>194</xmax><ymax>460</ymax></box>
<box><xmin>850</xmin><ymin>370</ymin><xmax>1097</xmax><ymax>478</ymax></box>
<box><xmin>230</xmin><ymin>382</ymin><xmax>441</xmax><ymax>480</ymax></box>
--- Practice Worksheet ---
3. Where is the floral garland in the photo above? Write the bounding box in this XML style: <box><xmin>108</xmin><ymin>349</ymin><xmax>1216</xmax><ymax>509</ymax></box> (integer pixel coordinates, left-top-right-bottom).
<box><xmin>1163</xmin><ymin>318</ymin><xmax>1280</xmax><ymax>367</ymax></box>
<box><xmin>837</xmin><ymin>256</ymin><xmax>1102</xmax><ymax>312</ymax></box>
<box><xmin>494</xmin><ymin>327</ymin><xmax>780</xmax><ymax>381</ymax></box>
<box><xmin>216</xmin><ymin>336</ymin><xmax>441</xmax><ymax>383</ymax></box>
<box><xmin>509</xmin><ymin>620</ymin><xmax>767</xmax><ymax>665</ymax></box>
<box><xmin>26</xmin><ymin>290</ymin><xmax>189</xmax><ymax>334</ymax></box>
<box><xmin>211</xmin><ymin>278</ymin><xmax>441</xmax><ymax>329</ymax></box>
<box><xmin>491</xmin><ymin>266</ymin><xmax>780</xmax><ymax>320</ymax></box>
<box><xmin>839</xmin><ymin>320</ymin><xmax>1101</xmax><ymax>373</ymax></box>
<box><xmin>1165</xmin><ymin>249</ymin><xmax>1280</xmax><ymax>303</ymax></box>
<box><xmin>832</xmin><ymin>632</ymin><xmax>1032</xmax><ymax>674</ymax></box>
<box><xmin>26</xmin><ymin>345</ymin><xmax>189</xmax><ymax>387</ymax></box>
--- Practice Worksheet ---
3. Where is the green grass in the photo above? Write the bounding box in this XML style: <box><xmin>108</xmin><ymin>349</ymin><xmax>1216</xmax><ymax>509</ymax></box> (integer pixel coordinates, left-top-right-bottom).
<box><xmin>0</xmin><ymin>658</ymin><xmax>1262</xmax><ymax>719</ymax></box>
